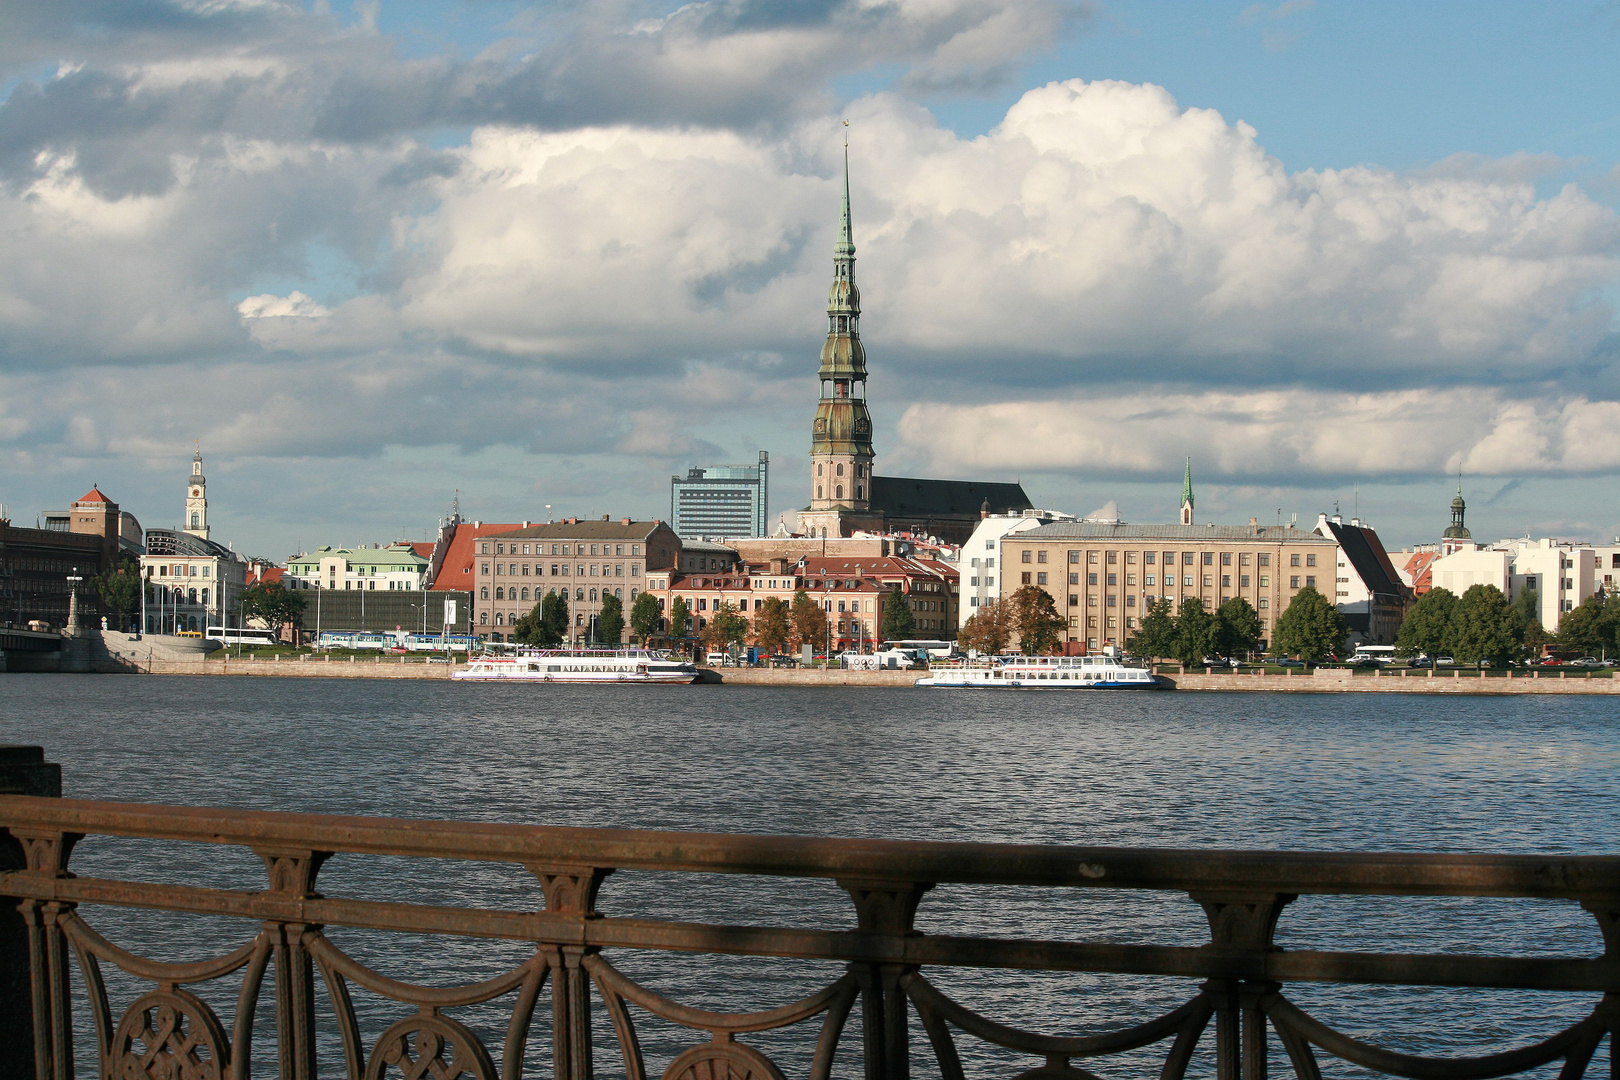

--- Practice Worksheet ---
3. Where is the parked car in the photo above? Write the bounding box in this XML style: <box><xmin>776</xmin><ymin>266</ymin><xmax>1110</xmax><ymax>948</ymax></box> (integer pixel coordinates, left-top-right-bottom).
<box><xmin>705</xmin><ymin>651</ymin><xmax>737</xmax><ymax>667</ymax></box>
<box><xmin>1406</xmin><ymin>655</ymin><xmax>1433</xmax><ymax>668</ymax></box>
<box><xmin>1435</xmin><ymin>655</ymin><xmax>1456</xmax><ymax>666</ymax></box>
<box><xmin>1572</xmin><ymin>657</ymin><xmax>1601</xmax><ymax>668</ymax></box>
<box><xmin>1536</xmin><ymin>656</ymin><xmax>1563</xmax><ymax>666</ymax></box>
<box><xmin>1275</xmin><ymin>658</ymin><xmax>1306</xmax><ymax>667</ymax></box>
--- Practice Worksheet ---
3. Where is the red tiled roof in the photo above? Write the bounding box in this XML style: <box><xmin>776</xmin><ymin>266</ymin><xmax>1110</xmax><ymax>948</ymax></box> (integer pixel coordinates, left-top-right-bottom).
<box><xmin>408</xmin><ymin>542</ymin><xmax>435</xmax><ymax>559</ymax></box>
<box><xmin>429</xmin><ymin>523</ymin><xmax>522</xmax><ymax>590</ymax></box>
<box><xmin>247</xmin><ymin>567</ymin><xmax>285</xmax><ymax>588</ymax></box>
<box><xmin>74</xmin><ymin>487</ymin><xmax>113</xmax><ymax>505</ymax></box>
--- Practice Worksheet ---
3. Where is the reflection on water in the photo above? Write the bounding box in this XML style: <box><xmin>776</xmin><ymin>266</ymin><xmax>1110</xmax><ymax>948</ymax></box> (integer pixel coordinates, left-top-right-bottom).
<box><xmin>1</xmin><ymin>675</ymin><xmax>1614</xmax><ymax>1079</ymax></box>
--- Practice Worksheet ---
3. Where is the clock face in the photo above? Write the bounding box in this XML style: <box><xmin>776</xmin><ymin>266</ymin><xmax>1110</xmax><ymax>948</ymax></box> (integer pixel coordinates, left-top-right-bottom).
<box><xmin>191</xmin><ymin>488</ymin><xmax>200</xmax><ymax>497</ymax></box>
<box><xmin>854</xmin><ymin>419</ymin><xmax>870</xmax><ymax>434</ymax></box>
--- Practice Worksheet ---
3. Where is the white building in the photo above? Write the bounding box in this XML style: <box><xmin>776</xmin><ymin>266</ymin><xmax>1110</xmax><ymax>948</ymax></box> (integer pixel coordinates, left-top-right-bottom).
<box><xmin>958</xmin><ymin>508</ymin><xmax>1079</xmax><ymax>629</ymax></box>
<box><xmin>138</xmin><ymin>452</ymin><xmax>245</xmax><ymax>633</ymax></box>
<box><xmin>1313</xmin><ymin>513</ymin><xmax>1410</xmax><ymax>645</ymax></box>
<box><xmin>1428</xmin><ymin>537</ymin><xmax>1620</xmax><ymax>634</ymax></box>
<box><xmin>285</xmin><ymin>544</ymin><xmax>429</xmax><ymax>591</ymax></box>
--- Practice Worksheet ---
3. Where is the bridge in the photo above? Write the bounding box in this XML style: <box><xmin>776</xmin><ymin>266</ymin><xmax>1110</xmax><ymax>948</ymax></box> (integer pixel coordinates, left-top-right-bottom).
<box><xmin>0</xmin><ymin>746</ymin><xmax>1614</xmax><ymax>1080</ymax></box>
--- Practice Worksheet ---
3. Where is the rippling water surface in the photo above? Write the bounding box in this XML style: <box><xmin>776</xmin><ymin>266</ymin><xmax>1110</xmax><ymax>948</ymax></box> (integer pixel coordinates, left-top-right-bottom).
<box><xmin>1</xmin><ymin>675</ymin><xmax>1615</xmax><ymax>1079</ymax></box>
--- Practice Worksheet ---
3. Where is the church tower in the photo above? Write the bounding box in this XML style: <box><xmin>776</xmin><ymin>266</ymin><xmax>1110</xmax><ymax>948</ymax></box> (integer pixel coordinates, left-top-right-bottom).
<box><xmin>808</xmin><ymin>144</ymin><xmax>874</xmax><ymax>515</ymax></box>
<box><xmin>1179</xmin><ymin>458</ymin><xmax>1195</xmax><ymax>526</ymax></box>
<box><xmin>1440</xmin><ymin>477</ymin><xmax>1471</xmax><ymax>555</ymax></box>
<box><xmin>184</xmin><ymin>451</ymin><xmax>210</xmax><ymax>540</ymax></box>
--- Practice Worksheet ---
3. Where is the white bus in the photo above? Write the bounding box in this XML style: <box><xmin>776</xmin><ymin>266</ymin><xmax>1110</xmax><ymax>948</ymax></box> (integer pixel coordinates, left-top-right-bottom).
<box><xmin>207</xmin><ymin>626</ymin><xmax>280</xmax><ymax>648</ymax></box>
<box><xmin>1351</xmin><ymin>644</ymin><xmax>1396</xmax><ymax>663</ymax></box>
<box><xmin>880</xmin><ymin>639</ymin><xmax>957</xmax><ymax>659</ymax></box>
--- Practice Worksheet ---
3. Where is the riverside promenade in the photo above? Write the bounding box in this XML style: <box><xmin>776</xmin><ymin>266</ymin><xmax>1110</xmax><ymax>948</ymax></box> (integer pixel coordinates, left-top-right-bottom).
<box><xmin>72</xmin><ymin>651</ymin><xmax>1620</xmax><ymax>693</ymax></box>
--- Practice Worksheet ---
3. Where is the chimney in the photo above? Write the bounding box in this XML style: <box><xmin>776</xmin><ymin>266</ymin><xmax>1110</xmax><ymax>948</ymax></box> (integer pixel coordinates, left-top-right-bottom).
<box><xmin>621</xmin><ymin>517</ymin><xmax>632</xmax><ymax>526</ymax></box>
<box><xmin>1249</xmin><ymin>517</ymin><xmax>1258</xmax><ymax>527</ymax></box>
<box><xmin>522</xmin><ymin>520</ymin><xmax>530</xmax><ymax>528</ymax></box>
<box><xmin>602</xmin><ymin>514</ymin><xmax>610</xmax><ymax>522</ymax></box>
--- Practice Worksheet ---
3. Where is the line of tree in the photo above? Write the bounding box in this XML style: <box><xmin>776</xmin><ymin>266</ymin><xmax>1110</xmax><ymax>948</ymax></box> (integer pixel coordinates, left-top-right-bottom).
<box><xmin>239</xmin><ymin>580</ymin><xmax>306</xmax><ymax>641</ymax></box>
<box><xmin>1392</xmin><ymin>584</ymin><xmax>1602</xmax><ymax>666</ymax></box>
<box><xmin>1127</xmin><ymin>594</ymin><xmax>1276</xmax><ymax>665</ymax></box>
<box><xmin>92</xmin><ymin>556</ymin><xmax>143</xmax><ymax>632</ymax></box>
<box><xmin>957</xmin><ymin>585</ymin><xmax>1066</xmax><ymax>655</ymax></box>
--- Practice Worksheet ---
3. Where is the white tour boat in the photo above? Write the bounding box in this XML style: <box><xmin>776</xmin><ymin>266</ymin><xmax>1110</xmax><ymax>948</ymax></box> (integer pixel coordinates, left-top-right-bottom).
<box><xmin>452</xmin><ymin>649</ymin><xmax>700</xmax><ymax>684</ymax></box>
<box><xmin>916</xmin><ymin>654</ymin><xmax>1161</xmax><ymax>689</ymax></box>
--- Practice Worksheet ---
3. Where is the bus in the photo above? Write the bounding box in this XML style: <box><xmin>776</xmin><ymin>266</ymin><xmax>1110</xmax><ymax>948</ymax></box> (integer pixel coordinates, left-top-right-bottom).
<box><xmin>879</xmin><ymin>639</ymin><xmax>957</xmax><ymax>660</ymax></box>
<box><xmin>1350</xmin><ymin>644</ymin><xmax>1396</xmax><ymax>664</ymax></box>
<box><xmin>316</xmin><ymin>630</ymin><xmax>477</xmax><ymax>653</ymax></box>
<box><xmin>207</xmin><ymin>626</ymin><xmax>280</xmax><ymax>648</ymax></box>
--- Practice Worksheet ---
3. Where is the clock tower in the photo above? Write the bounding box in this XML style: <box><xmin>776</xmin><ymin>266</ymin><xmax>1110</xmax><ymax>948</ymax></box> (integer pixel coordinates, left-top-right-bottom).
<box><xmin>808</xmin><ymin>145</ymin><xmax>874</xmax><ymax>518</ymax></box>
<box><xmin>184</xmin><ymin>450</ymin><xmax>210</xmax><ymax>540</ymax></box>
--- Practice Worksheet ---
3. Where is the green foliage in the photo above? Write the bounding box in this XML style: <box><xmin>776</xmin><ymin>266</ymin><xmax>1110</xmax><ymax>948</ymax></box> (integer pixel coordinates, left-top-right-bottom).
<box><xmin>1395</xmin><ymin>587</ymin><xmax>1456</xmax><ymax>657</ymax></box>
<box><xmin>1555</xmin><ymin>590</ymin><xmax>1616</xmax><ymax>657</ymax></box>
<box><xmin>959</xmin><ymin>598</ymin><xmax>1011</xmax><ymax>655</ymax></box>
<box><xmin>510</xmin><ymin>602</ymin><xmax>545</xmax><ymax>646</ymax></box>
<box><xmin>880</xmin><ymin>588</ymin><xmax>917</xmax><ymax>641</ymax></box>
<box><xmin>93</xmin><ymin>557</ymin><xmax>143</xmax><ymax>628</ymax></box>
<box><xmin>597</xmin><ymin>592</ymin><xmax>624</xmax><ymax>645</ymax></box>
<box><xmin>754</xmin><ymin>597</ymin><xmax>791</xmax><ymax>654</ymax></box>
<box><xmin>1213</xmin><ymin>597</ymin><xmax>1263</xmax><ymax>657</ymax></box>
<box><xmin>1171</xmin><ymin>596</ymin><xmax>1217</xmax><ymax>667</ymax></box>
<box><xmin>1126</xmin><ymin>597</ymin><xmax>1177</xmax><ymax>660</ymax></box>
<box><xmin>789</xmin><ymin>589</ymin><xmax>827</xmax><ymax>650</ymax></box>
<box><xmin>535</xmin><ymin>590</ymin><xmax>568</xmax><ymax>647</ymax></box>
<box><xmin>1010</xmin><ymin>585</ymin><xmax>1065</xmax><ymax>655</ymax></box>
<box><xmin>703</xmin><ymin>601</ymin><xmax>749</xmax><ymax>650</ymax></box>
<box><xmin>240</xmin><ymin>581</ymin><xmax>306</xmax><ymax>639</ymax></box>
<box><xmin>1271</xmin><ymin>586</ymin><xmax>1348</xmax><ymax>663</ymax></box>
<box><xmin>628</xmin><ymin>591</ymin><xmax>661</xmax><ymax>645</ymax></box>
<box><xmin>668</xmin><ymin>595</ymin><xmax>691</xmax><ymax>644</ymax></box>
<box><xmin>1447</xmin><ymin>584</ymin><xmax>1521</xmax><ymax>666</ymax></box>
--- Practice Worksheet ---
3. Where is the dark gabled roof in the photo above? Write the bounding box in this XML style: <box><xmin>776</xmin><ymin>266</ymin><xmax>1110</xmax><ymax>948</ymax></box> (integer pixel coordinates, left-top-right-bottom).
<box><xmin>869</xmin><ymin>476</ymin><xmax>1031</xmax><ymax>518</ymax></box>
<box><xmin>1321</xmin><ymin>519</ymin><xmax>1408</xmax><ymax>600</ymax></box>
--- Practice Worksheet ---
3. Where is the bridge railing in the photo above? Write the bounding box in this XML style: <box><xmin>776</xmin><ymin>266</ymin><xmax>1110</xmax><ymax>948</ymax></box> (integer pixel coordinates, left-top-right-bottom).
<box><xmin>0</xmin><ymin>756</ymin><xmax>1615</xmax><ymax>1080</ymax></box>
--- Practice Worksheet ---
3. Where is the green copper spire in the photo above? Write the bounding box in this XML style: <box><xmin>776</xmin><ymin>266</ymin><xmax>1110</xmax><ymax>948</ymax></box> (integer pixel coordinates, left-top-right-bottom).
<box><xmin>1181</xmin><ymin>458</ymin><xmax>1194</xmax><ymax>509</ymax></box>
<box><xmin>835</xmin><ymin>144</ymin><xmax>855</xmax><ymax>259</ymax></box>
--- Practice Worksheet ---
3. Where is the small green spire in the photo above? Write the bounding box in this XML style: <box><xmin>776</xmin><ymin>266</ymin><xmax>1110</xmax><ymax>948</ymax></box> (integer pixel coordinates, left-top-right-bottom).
<box><xmin>1181</xmin><ymin>457</ymin><xmax>1194</xmax><ymax>509</ymax></box>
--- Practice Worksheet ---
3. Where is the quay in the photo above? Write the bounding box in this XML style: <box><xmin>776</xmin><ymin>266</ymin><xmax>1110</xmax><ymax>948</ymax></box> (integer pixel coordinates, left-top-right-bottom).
<box><xmin>1</xmin><ymin>744</ymin><xmax>1616</xmax><ymax>1080</ymax></box>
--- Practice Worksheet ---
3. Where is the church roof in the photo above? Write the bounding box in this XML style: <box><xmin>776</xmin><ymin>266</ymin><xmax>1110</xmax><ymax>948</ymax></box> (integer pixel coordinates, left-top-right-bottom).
<box><xmin>869</xmin><ymin>476</ymin><xmax>1032</xmax><ymax>519</ymax></box>
<box><xmin>1319</xmin><ymin>519</ymin><xmax>1407</xmax><ymax>600</ymax></box>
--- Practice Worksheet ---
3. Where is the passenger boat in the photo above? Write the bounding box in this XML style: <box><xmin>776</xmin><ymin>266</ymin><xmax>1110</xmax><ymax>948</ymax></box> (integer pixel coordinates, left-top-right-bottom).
<box><xmin>452</xmin><ymin>649</ymin><xmax>700</xmax><ymax>684</ymax></box>
<box><xmin>915</xmin><ymin>654</ymin><xmax>1161</xmax><ymax>689</ymax></box>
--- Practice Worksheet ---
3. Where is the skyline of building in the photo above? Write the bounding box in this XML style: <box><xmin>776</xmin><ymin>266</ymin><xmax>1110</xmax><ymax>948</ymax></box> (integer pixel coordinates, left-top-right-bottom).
<box><xmin>671</xmin><ymin>452</ymin><xmax>770</xmax><ymax>540</ymax></box>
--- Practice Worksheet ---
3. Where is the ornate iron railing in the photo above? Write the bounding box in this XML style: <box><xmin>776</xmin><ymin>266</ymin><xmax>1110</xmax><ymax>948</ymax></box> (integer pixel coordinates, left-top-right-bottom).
<box><xmin>1</xmin><ymin>759</ymin><xmax>1616</xmax><ymax>1080</ymax></box>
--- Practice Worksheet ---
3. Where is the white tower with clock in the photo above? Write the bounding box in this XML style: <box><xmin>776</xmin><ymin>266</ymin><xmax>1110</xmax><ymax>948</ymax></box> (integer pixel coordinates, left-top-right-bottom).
<box><xmin>183</xmin><ymin>451</ymin><xmax>210</xmax><ymax>540</ymax></box>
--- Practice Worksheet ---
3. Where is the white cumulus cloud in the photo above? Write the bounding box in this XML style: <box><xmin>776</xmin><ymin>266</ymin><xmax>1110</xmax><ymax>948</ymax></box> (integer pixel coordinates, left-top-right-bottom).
<box><xmin>237</xmin><ymin>290</ymin><xmax>331</xmax><ymax>318</ymax></box>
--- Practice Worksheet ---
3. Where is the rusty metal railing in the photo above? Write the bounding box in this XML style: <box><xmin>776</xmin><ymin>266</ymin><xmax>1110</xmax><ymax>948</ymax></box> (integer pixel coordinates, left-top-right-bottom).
<box><xmin>0</xmin><ymin>749</ymin><xmax>1616</xmax><ymax>1080</ymax></box>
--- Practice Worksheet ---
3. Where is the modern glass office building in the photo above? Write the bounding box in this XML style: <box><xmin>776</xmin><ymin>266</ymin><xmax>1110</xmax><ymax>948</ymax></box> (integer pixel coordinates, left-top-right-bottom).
<box><xmin>671</xmin><ymin>452</ymin><xmax>769</xmax><ymax>539</ymax></box>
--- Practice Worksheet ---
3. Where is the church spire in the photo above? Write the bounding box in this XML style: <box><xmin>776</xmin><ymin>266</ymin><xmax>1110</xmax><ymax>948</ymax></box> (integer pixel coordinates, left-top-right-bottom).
<box><xmin>808</xmin><ymin>131</ymin><xmax>874</xmax><ymax>520</ymax></box>
<box><xmin>1179</xmin><ymin>458</ymin><xmax>1194</xmax><ymax>526</ymax></box>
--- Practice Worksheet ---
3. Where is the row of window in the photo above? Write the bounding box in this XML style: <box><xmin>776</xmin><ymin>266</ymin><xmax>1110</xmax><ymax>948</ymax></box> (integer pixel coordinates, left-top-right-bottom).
<box><xmin>481</xmin><ymin>542</ymin><xmax>641</xmax><ymax>557</ymax></box>
<box><xmin>484</xmin><ymin>563</ymin><xmax>641</xmax><ymax>579</ymax></box>
<box><xmin>147</xmin><ymin>564</ymin><xmax>211</xmax><ymax>578</ymax></box>
<box><xmin>151</xmin><ymin>585</ymin><xmax>209</xmax><ymax>605</ymax></box>
<box><xmin>1019</xmin><ymin>549</ymin><xmax>1317</xmax><ymax>568</ymax></box>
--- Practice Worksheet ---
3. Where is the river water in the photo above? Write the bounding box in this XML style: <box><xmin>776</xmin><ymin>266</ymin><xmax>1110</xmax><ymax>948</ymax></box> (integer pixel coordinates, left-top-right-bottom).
<box><xmin>0</xmin><ymin>674</ymin><xmax>1615</xmax><ymax>1079</ymax></box>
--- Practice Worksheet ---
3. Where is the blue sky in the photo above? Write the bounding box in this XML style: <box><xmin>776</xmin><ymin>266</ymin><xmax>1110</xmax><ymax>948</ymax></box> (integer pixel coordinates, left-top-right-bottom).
<box><xmin>1</xmin><ymin>0</ymin><xmax>1618</xmax><ymax>557</ymax></box>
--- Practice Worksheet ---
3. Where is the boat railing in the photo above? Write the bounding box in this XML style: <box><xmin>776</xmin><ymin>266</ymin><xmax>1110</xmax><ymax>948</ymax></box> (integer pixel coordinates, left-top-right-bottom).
<box><xmin>2</xmin><ymin>745</ymin><xmax>1615</xmax><ymax>1080</ymax></box>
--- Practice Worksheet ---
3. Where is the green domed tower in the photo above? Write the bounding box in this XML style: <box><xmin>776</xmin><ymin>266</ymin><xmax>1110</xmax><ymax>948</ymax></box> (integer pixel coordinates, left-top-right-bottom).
<box><xmin>809</xmin><ymin>146</ymin><xmax>874</xmax><ymax>512</ymax></box>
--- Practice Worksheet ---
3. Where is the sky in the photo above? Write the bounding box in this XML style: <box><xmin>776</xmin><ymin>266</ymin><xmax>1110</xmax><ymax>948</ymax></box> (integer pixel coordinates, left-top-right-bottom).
<box><xmin>2</xmin><ymin>0</ymin><xmax>1619</xmax><ymax>559</ymax></box>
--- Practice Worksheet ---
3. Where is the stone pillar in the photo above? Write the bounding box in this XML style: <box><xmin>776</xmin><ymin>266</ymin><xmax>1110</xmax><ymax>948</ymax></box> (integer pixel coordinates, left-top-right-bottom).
<box><xmin>0</xmin><ymin>746</ymin><xmax>63</xmax><ymax>1080</ymax></box>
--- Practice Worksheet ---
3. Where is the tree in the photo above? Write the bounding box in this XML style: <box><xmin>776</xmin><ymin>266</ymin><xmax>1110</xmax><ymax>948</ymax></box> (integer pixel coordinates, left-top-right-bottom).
<box><xmin>1009</xmin><ymin>585</ymin><xmax>1065</xmax><ymax>655</ymax></box>
<box><xmin>958</xmin><ymin>598</ymin><xmax>1012</xmax><ymax>655</ymax></box>
<box><xmin>790</xmin><ymin>589</ymin><xmax>828</xmax><ymax>652</ymax></box>
<box><xmin>629</xmin><ymin>591</ymin><xmax>662</xmax><ymax>645</ymax></box>
<box><xmin>537</xmin><ymin>590</ymin><xmax>569</xmax><ymax>647</ymax></box>
<box><xmin>703</xmin><ymin>601</ymin><xmax>749</xmax><ymax>652</ymax></box>
<box><xmin>240</xmin><ymin>581</ymin><xmax>306</xmax><ymax>641</ymax></box>
<box><xmin>1448</xmin><ymin>584</ymin><xmax>1521</xmax><ymax>667</ymax></box>
<box><xmin>1555</xmin><ymin>590</ymin><xmax>1614</xmax><ymax>657</ymax></box>
<box><xmin>1271</xmin><ymin>586</ymin><xmax>1348</xmax><ymax>663</ymax></box>
<box><xmin>1126</xmin><ymin>597</ymin><xmax>1177</xmax><ymax>659</ymax></box>
<box><xmin>668</xmin><ymin>595</ymin><xmax>692</xmax><ymax>651</ymax></box>
<box><xmin>596</xmin><ymin>592</ymin><xmax>624</xmax><ymax>645</ymax></box>
<box><xmin>510</xmin><ymin>602</ymin><xmax>546</xmax><ymax>646</ymax></box>
<box><xmin>1394</xmin><ymin>587</ymin><xmax>1456</xmax><ymax>658</ymax></box>
<box><xmin>880</xmin><ymin>588</ymin><xmax>916</xmax><ymax>642</ymax></box>
<box><xmin>1213</xmin><ymin>597</ymin><xmax>1263</xmax><ymax>658</ymax></box>
<box><xmin>754</xmin><ymin>597</ymin><xmax>791</xmax><ymax>654</ymax></box>
<box><xmin>93</xmin><ymin>557</ymin><xmax>142</xmax><ymax>631</ymax></box>
<box><xmin>1171</xmin><ymin>597</ymin><xmax>1218</xmax><ymax>667</ymax></box>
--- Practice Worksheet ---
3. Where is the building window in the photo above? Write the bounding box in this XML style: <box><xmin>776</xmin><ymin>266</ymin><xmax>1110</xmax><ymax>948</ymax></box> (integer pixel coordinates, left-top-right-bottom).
<box><xmin>1290</xmin><ymin>554</ymin><xmax>1301</xmax><ymax>566</ymax></box>
<box><xmin>495</xmin><ymin>587</ymin><xmax>504</xmax><ymax>600</ymax></box>
<box><xmin>1068</xmin><ymin>551</ymin><xmax>1079</xmax><ymax>564</ymax></box>
<box><xmin>1088</xmin><ymin>573</ymin><xmax>1098</xmax><ymax>585</ymax></box>
<box><xmin>480</xmin><ymin>587</ymin><xmax>488</xmax><ymax>599</ymax></box>
<box><xmin>1183</xmin><ymin>552</ymin><xmax>1195</xmax><ymax>565</ymax></box>
<box><xmin>1240</xmin><ymin>553</ymin><xmax>1251</xmax><ymax>566</ymax></box>
<box><xmin>1069</xmin><ymin>573</ymin><xmax>1079</xmax><ymax>585</ymax></box>
<box><xmin>575</xmin><ymin>589</ymin><xmax>584</xmax><ymax>600</ymax></box>
<box><xmin>1088</xmin><ymin>552</ymin><xmax>1098</xmax><ymax>564</ymax></box>
<box><xmin>1290</xmin><ymin>576</ymin><xmax>1300</xmax><ymax>588</ymax></box>
<box><xmin>1069</xmin><ymin>594</ymin><xmax>1079</xmax><ymax>606</ymax></box>
<box><xmin>1221</xmin><ymin>576</ymin><xmax>1230</xmax><ymax>588</ymax></box>
<box><xmin>1021</xmin><ymin>572</ymin><xmax>1032</xmax><ymax>585</ymax></box>
<box><xmin>1202</xmin><ymin>552</ymin><xmax>1213</xmax><ymax>566</ymax></box>
<box><xmin>1259</xmin><ymin>554</ymin><xmax>1270</xmax><ymax>566</ymax></box>
<box><xmin>495</xmin><ymin>612</ymin><xmax>504</xmax><ymax>626</ymax></box>
<box><xmin>1203</xmin><ymin>575</ymin><xmax>1213</xmax><ymax>587</ymax></box>
<box><xmin>1260</xmin><ymin>575</ymin><xmax>1269</xmax><ymax>587</ymax></box>
<box><xmin>1021</xmin><ymin>551</ymin><xmax>1032</xmax><ymax>563</ymax></box>
<box><xmin>1306</xmin><ymin>576</ymin><xmax>1316</xmax><ymax>588</ymax></box>
<box><xmin>1107</xmin><ymin>551</ymin><xmax>1117</xmax><ymax>564</ymax></box>
<box><xmin>1241</xmin><ymin>575</ymin><xmax>1250</xmax><ymax>587</ymax></box>
<box><xmin>1106</xmin><ymin>595</ymin><xmax>1116</xmax><ymax>607</ymax></box>
<box><xmin>1144</xmin><ymin>552</ymin><xmax>1156</xmax><ymax>565</ymax></box>
<box><xmin>1126</xmin><ymin>595</ymin><xmax>1136</xmax><ymax>607</ymax></box>
<box><xmin>1258</xmin><ymin>598</ymin><xmax>1269</xmax><ymax>609</ymax></box>
<box><xmin>1145</xmin><ymin>574</ymin><xmax>1156</xmax><ymax>586</ymax></box>
<box><xmin>1037</xmin><ymin>551</ymin><xmax>1048</xmax><ymax>564</ymax></box>
<box><xmin>1107</xmin><ymin>573</ymin><xmax>1117</xmax><ymax>586</ymax></box>
<box><xmin>1037</xmin><ymin>572</ymin><xmax>1047</xmax><ymax>585</ymax></box>
<box><xmin>1184</xmin><ymin>575</ymin><xmax>1194</xmax><ymax>587</ymax></box>
<box><xmin>1088</xmin><ymin>596</ymin><xmax>1097</xmax><ymax>607</ymax></box>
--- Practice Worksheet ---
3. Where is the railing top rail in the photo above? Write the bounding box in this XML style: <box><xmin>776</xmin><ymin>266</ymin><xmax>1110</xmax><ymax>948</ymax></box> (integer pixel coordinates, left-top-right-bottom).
<box><xmin>2</xmin><ymin>796</ymin><xmax>1616</xmax><ymax>899</ymax></box>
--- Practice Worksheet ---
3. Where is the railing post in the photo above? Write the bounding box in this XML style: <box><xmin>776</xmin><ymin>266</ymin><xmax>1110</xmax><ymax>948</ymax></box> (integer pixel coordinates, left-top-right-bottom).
<box><xmin>0</xmin><ymin>746</ymin><xmax>62</xmax><ymax>1080</ymax></box>
<box><xmin>1193</xmin><ymin>892</ymin><xmax>1294</xmax><ymax>1080</ymax></box>
<box><xmin>839</xmin><ymin>878</ymin><xmax>933</xmax><ymax>1080</ymax></box>
<box><xmin>255</xmin><ymin>848</ymin><xmax>331</xmax><ymax>1080</ymax></box>
<box><xmin>530</xmin><ymin>864</ymin><xmax>614</xmax><ymax>1080</ymax></box>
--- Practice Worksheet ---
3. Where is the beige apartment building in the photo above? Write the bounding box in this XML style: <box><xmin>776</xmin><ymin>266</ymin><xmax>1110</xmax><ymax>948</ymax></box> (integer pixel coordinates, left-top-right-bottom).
<box><xmin>475</xmin><ymin>517</ymin><xmax>680</xmax><ymax>641</ymax></box>
<box><xmin>999</xmin><ymin>522</ymin><xmax>1339</xmax><ymax>652</ymax></box>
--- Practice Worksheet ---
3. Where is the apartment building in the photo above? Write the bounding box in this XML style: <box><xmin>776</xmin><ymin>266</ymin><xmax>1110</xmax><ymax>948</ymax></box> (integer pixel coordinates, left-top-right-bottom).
<box><xmin>1000</xmin><ymin>522</ymin><xmax>1338</xmax><ymax>652</ymax></box>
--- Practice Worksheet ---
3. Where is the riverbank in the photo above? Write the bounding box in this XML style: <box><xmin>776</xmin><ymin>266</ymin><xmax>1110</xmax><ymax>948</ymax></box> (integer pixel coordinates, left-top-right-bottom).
<box><xmin>60</xmin><ymin>654</ymin><xmax>1620</xmax><ymax>692</ymax></box>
